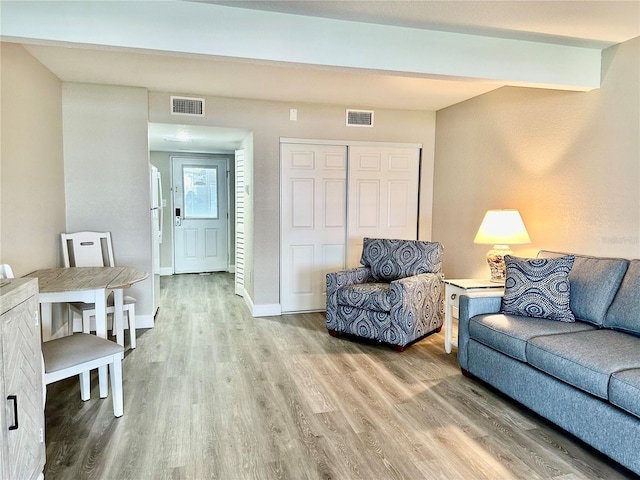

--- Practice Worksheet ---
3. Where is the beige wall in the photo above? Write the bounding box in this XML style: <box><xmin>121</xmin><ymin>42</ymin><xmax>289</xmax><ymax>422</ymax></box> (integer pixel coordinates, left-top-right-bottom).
<box><xmin>0</xmin><ymin>43</ymin><xmax>65</xmax><ymax>276</ymax></box>
<box><xmin>433</xmin><ymin>37</ymin><xmax>640</xmax><ymax>279</ymax></box>
<box><xmin>149</xmin><ymin>93</ymin><xmax>436</xmax><ymax>308</ymax></box>
<box><xmin>62</xmin><ymin>83</ymin><xmax>153</xmax><ymax>319</ymax></box>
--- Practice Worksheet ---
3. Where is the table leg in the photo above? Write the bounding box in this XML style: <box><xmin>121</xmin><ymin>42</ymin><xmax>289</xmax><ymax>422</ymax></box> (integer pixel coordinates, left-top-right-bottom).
<box><xmin>445</xmin><ymin>298</ymin><xmax>454</xmax><ymax>354</ymax></box>
<box><xmin>94</xmin><ymin>288</ymin><xmax>109</xmax><ymax>398</ymax></box>
<box><xmin>113</xmin><ymin>288</ymin><xmax>124</xmax><ymax>347</ymax></box>
<box><xmin>40</xmin><ymin>302</ymin><xmax>53</xmax><ymax>342</ymax></box>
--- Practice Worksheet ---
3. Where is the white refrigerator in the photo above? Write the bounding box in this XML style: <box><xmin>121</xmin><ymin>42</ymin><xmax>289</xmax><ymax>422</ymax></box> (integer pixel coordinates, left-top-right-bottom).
<box><xmin>151</xmin><ymin>165</ymin><xmax>164</xmax><ymax>316</ymax></box>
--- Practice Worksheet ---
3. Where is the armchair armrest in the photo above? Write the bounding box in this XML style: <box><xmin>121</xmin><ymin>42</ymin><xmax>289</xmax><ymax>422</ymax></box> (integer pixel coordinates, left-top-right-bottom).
<box><xmin>458</xmin><ymin>294</ymin><xmax>503</xmax><ymax>370</ymax></box>
<box><xmin>325</xmin><ymin>266</ymin><xmax>370</xmax><ymax>330</ymax></box>
<box><xmin>388</xmin><ymin>272</ymin><xmax>444</xmax><ymax>346</ymax></box>
<box><xmin>326</xmin><ymin>266</ymin><xmax>370</xmax><ymax>296</ymax></box>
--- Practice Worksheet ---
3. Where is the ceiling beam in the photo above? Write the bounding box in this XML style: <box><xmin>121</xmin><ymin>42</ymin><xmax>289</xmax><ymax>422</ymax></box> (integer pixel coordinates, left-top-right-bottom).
<box><xmin>0</xmin><ymin>1</ymin><xmax>602</xmax><ymax>91</ymax></box>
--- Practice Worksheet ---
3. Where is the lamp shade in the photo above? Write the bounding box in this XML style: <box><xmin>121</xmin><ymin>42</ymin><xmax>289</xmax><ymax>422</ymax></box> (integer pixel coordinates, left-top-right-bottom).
<box><xmin>474</xmin><ymin>209</ymin><xmax>531</xmax><ymax>245</ymax></box>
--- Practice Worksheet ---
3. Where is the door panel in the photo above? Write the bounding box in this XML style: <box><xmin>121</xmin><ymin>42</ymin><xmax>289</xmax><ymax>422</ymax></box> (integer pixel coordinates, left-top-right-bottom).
<box><xmin>173</xmin><ymin>157</ymin><xmax>229</xmax><ymax>274</ymax></box>
<box><xmin>281</xmin><ymin>144</ymin><xmax>347</xmax><ymax>313</ymax></box>
<box><xmin>347</xmin><ymin>146</ymin><xmax>420</xmax><ymax>268</ymax></box>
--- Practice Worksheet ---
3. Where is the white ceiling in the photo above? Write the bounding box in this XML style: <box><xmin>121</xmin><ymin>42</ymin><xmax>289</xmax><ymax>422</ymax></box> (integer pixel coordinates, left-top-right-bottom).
<box><xmin>200</xmin><ymin>1</ymin><xmax>640</xmax><ymax>47</ymax></box>
<box><xmin>148</xmin><ymin>123</ymin><xmax>252</xmax><ymax>153</ymax></box>
<box><xmin>10</xmin><ymin>0</ymin><xmax>640</xmax><ymax>152</ymax></box>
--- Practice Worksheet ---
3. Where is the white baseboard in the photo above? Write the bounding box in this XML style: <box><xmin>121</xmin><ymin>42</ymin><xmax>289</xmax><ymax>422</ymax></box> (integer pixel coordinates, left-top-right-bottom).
<box><xmin>241</xmin><ymin>290</ymin><xmax>281</xmax><ymax>317</ymax></box>
<box><xmin>160</xmin><ymin>267</ymin><xmax>173</xmax><ymax>276</ymax></box>
<box><xmin>228</xmin><ymin>264</ymin><xmax>235</xmax><ymax>273</ymax></box>
<box><xmin>252</xmin><ymin>302</ymin><xmax>282</xmax><ymax>317</ymax></box>
<box><xmin>136</xmin><ymin>314</ymin><xmax>155</xmax><ymax>329</ymax></box>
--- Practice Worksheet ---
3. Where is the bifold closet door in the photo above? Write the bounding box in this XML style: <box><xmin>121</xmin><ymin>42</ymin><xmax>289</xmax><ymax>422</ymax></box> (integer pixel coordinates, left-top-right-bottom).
<box><xmin>346</xmin><ymin>146</ymin><xmax>420</xmax><ymax>268</ymax></box>
<box><xmin>280</xmin><ymin>144</ymin><xmax>347</xmax><ymax>313</ymax></box>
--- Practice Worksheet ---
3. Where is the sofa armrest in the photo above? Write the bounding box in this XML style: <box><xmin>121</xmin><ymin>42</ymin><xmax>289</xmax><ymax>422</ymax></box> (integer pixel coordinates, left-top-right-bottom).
<box><xmin>458</xmin><ymin>294</ymin><xmax>503</xmax><ymax>370</ymax></box>
<box><xmin>388</xmin><ymin>272</ymin><xmax>444</xmax><ymax>345</ymax></box>
<box><xmin>325</xmin><ymin>267</ymin><xmax>371</xmax><ymax>330</ymax></box>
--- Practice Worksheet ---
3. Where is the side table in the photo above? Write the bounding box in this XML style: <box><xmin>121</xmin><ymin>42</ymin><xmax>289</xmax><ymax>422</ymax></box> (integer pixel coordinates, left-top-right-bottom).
<box><xmin>444</xmin><ymin>279</ymin><xmax>504</xmax><ymax>354</ymax></box>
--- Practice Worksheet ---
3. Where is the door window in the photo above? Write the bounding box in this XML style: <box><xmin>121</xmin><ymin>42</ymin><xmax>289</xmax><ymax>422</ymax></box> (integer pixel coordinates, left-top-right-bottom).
<box><xmin>182</xmin><ymin>165</ymin><xmax>219</xmax><ymax>219</ymax></box>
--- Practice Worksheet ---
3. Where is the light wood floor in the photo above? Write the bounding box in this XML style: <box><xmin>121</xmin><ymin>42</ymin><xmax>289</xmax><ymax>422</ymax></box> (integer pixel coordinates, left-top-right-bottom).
<box><xmin>44</xmin><ymin>273</ymin><xmax>636</xmax><ymax>479</ymax></box>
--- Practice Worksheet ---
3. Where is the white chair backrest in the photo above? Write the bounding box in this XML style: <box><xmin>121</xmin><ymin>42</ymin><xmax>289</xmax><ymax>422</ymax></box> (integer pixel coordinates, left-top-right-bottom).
<box><xmin>0</xmin><ymin>264</ymin><xmax>14</xmax><ymax>279</ymax></box>
<box><xmin>61</xmin><ymin>232</ymin><xmax>116</xmax><ymax>268</ymax></box>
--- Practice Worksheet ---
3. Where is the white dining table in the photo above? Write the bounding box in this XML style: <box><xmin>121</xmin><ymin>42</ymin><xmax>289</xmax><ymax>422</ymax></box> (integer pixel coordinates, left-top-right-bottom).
<box><xmin>25</xmin><ymin>266</ymin><xmax>148</xmax><ymax>397</ymax></box>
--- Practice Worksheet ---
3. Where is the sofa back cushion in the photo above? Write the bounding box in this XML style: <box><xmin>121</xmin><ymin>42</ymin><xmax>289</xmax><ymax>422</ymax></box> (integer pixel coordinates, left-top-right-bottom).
<box><xmin>604</xmin><ymin>259</ymin><xmax>640</xmax><ymax>336</ymax></box>
<box><xmin>538</xmin><ymin>250</ymin><xmax>629</xmax><ymax>326</ymax></box>
<box><xmin>360</xmin><ymin>237</ymin><xmax>442</xmax><ymax>282</ymax></box>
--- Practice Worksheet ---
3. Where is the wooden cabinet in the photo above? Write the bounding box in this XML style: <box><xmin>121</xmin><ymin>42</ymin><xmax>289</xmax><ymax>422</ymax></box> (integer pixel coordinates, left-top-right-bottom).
<box><xmin>0</xmin><ymin>278</ymin><xmax>45</xmax><ymax>480</ymax></box>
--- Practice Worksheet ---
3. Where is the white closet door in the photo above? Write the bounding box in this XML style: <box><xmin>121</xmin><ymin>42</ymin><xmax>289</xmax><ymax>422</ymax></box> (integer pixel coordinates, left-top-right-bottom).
<box><xmin>280</xmin><ymin>143</ymin><xmax>347</xmax><ymax>313</ymax></box>
<box><xmin>235</xmin><ymin>149</ymin><xmax>245</xmax><ymax>296</ymax></box>
<box><xmin>347</xmin><ymin>146</ymin><xmax>420</xmax><ymax>268</ymax></box>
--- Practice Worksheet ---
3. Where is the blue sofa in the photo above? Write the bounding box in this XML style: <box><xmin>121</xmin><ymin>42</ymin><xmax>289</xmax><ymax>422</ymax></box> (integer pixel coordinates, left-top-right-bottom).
<box><xmin>458</xmin><ymin>250</ymin><xmax>640</xmax><ymax>474</ymax></box>
<box><xmin>326</xmin><ymin>237</ymin><xmax>444</xmax><ymax>350</ymax></box>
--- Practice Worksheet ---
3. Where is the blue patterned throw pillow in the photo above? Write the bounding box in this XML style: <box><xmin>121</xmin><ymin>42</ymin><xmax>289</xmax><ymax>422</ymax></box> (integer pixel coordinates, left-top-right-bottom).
<box><xmin>501</xmin><ymin>255</ymin><xmax>575</xmax><ymax>322</ymax></box>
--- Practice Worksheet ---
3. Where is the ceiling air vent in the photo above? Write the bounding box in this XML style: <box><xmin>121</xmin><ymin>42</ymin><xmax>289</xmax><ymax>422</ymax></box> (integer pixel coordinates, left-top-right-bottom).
<box><xmin>346</xmin><ymin>109</ymin><xmax>374</xmax><ymax>127</ymax></box>
<box><xmin>171</xmin><ymin>96</ymin><xmax>205</xmax><ymax>117</ymax></box>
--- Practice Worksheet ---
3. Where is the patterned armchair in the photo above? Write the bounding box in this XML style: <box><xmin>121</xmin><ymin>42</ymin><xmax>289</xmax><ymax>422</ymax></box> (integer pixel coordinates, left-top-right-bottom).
<box><xmin>326</xmin><ymin>237</ymin><xmax>444</xmax><ymax>351</ymax></box>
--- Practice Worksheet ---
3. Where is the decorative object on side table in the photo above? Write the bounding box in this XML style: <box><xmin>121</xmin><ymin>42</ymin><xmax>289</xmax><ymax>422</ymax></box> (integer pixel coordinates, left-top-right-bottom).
<box><xmin>443</xmin><ymin>279</ymin><xmax>504</xmax><ymax>353</ymax></box>
<box><xmin>473</xmin><ymin>209</ymin><xmax>531</xmax><ymax>283</ymax></box>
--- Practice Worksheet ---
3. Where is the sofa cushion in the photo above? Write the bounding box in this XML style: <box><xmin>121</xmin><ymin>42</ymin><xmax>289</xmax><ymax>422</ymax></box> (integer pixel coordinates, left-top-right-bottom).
<box><xmin>538</xmin><ymin>250</ymin><xmax>629</xmax><ymax>326</ymax></box>
<box><xmin>501</xmin><ymin>255</ymin><xmax>575</xmax><ymax>322</ymax></box>
<box><xmin>360</xmin><ymin>237</ymin><xmax>442</xmax><ymax>282</ymax></box>
<box><xmin>526</xmin><ymin>330</ymin><xmax>640</xmax><ymax>399</ymax></box>
<box><xmin>337</xmin><ymin>283</ymin><xmax>392</xmax><ymax>312</ymax></box>
<box><xmin>609</xmin><ymin>369</ymin><xmax>640</xmax><ymax>420</ymax></box>
<box><xmin>604</xmin><ymin>259</ymin><xmax>640</xmax><ymax>336</ymax></box>
<box><xmin>469</xmin><ymin>313</ymin><xmax>595</xmax><ymax>362</ymax></box>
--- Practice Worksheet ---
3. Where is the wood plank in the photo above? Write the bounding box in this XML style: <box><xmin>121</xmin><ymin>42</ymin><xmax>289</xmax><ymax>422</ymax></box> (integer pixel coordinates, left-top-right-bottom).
<box><xmin>43</xmin><ymin>272</ymin><xmax>638</xmax><ymax>479</ymax></box>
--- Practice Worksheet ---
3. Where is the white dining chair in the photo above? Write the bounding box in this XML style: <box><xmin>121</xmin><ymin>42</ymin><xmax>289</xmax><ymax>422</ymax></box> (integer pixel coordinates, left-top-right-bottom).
<box><xmin>61</xmin><ymin>231</ymin><xmax>138</xmax><ymax>348</ymax></box>
<box><xmin>1</xmin><ymin>263</ymin><xmax>124</xmax><ymax>417</ymax></box>
<box><xmin>0</xmin><ymin>264</ymin><xmax>14</xmax><ymax>280</ymax></box>
<box><xmin>42</xmin><ymin>333</ymin><xmax>124</xmax><ymax>417</ymax></box>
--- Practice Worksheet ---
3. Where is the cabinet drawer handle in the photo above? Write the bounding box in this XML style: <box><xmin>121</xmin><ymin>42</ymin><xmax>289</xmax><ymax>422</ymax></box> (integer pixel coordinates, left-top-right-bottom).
<box><xmin>7</xmin><ymin>395</ymin><xmax>18</xmax><ymax>430</ymax></box>
<box><xmin>451</xmin><ymin>293</ymin><xmax>457</xmax><ymax>300</ymax></box>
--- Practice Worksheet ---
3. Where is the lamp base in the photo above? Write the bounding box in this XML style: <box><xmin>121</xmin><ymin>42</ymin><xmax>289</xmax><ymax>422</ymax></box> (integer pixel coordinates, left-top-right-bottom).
<box><xmin>486</xmin><ymin>245</ymin><xmax>512</xmax><ymax>283</ymax></box>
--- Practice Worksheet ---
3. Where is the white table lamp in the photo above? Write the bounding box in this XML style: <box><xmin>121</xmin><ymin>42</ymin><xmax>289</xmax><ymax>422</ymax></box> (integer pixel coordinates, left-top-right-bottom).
<box><xmin>474</xmin><ymin>209</ymin><xmax>531</xmax><ymax>283</ymax></box>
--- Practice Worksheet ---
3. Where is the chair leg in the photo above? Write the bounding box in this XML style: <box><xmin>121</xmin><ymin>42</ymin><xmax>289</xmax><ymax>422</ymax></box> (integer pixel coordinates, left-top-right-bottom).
<box><xmin>79</xmin><ymin>371</ymin><xmax>91</xmax><ymax>401</ymax></box>
<box><xmin>128</xmin><ymin>305</ymin><xmax>136</xmax><ymax>349</ymax></box>
<box><xmin>83</xmin><ymin>310</ymin><xmax>91</xmax><ymax>334</ymax></box>
<box><xmin>98</xmin><ymin>366</ymin><xmax>109</xmax><ymax>398</ymax></box>
<box><xmin>109</xmin><ymin>355</ymin><xmax>124</xmax><ymax>417</ymax></box>
<box><xmin>67</xmin><ymin>306</ymin><xmax>75</xmax><ymax>335</ymax></box>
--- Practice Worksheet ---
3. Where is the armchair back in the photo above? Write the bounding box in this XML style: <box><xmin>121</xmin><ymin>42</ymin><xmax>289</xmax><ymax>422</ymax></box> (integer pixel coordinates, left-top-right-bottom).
<box><xmin>360</xmin><ymin>237</ymin><xmax>443</xmax><ymax>282</ymax></box>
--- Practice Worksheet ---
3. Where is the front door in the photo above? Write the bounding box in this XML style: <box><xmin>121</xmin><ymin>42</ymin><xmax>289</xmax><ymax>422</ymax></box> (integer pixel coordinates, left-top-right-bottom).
<box><xmin>172</xmin><ymin>157</ymin><xmax>229</xmax><ymax>274</ymax></box>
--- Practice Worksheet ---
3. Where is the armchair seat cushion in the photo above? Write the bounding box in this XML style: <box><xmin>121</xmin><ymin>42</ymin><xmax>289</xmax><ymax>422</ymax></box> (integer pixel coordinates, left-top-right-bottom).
<box><xmin>337</xmin><ymin>283</ymin><xmax>392</xmax><ymax>312</ymax></box>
